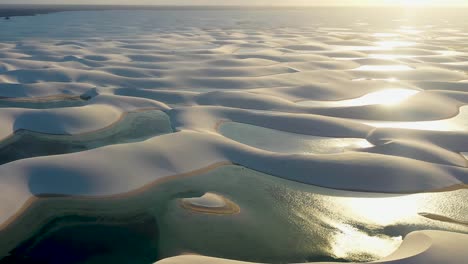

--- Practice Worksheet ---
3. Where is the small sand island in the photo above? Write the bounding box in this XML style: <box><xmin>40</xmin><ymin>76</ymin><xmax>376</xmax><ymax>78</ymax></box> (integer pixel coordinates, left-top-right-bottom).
<box><xmin>180</xmin><ymin>193</ymin><xmax>240</xmax><ymax>215</ymax></box>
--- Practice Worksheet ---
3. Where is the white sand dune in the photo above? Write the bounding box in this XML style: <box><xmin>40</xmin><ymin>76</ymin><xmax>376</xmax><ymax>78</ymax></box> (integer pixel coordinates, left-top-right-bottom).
<box><xmin>0</xmin><ymin>8</ymin><xmax>467</xmax><ymax>263</ymax></box>
<box><xmin>0</xmin><ymin>94</ymin><xmax>169</xmax><ymax>141</ymax></box>
<box><xmin>0</xmin><ymin>130</ymin><xmax>466</xmax><ymax>229</ymax></box>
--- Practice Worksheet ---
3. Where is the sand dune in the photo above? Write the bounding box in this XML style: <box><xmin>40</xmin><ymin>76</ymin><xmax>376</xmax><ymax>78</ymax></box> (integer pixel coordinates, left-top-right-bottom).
<box><xmin>0</xmin><ymin>130</ymin><xmax>466</xmax><ymax>230</ymax></box>
<box><xmin>0</xmin><ymin>8</ymin><xmax>467</xmax><ymax>264</ymax></box>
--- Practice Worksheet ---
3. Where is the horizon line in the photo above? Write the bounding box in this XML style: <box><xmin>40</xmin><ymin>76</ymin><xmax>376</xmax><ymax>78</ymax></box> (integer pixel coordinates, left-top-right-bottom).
<box><xmin>1</xmin><ymin>4</ymin><xmax>468</xmax><ymax>7</ymax></box>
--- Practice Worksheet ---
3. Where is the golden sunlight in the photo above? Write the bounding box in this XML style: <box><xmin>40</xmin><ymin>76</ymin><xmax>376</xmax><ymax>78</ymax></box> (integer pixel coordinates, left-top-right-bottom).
<box><xmin>339</xmin><ymin>196</ymin><xmax>422</xmax><ymax>226</ymax></box>
<box><xmin>297</xmin><ymin>89</ymin><xmax>419</xmax><ymax>107</ymax></box>
<box><xmin>353</xmin><ymin>65</ymin><xmax>414</xmax><ymax>71</ymax></box>
<box><xmin>353</xmin><ymin>89</ymin><xmax>419</xmax><ymax>106</ymax></box>
<box><xmin>376</xmin><ymin>41</ymin><xmax>417</xmax><ymax>49</ymax></box>
<box><xmin>363</xmin><ymin>105</ymin><xmax>468</xmax><ymax>131</ymax></box>
<box><xmin>362</xmin><ymin>0</ymin><xmax>463</xmax><ymax>7</ymax></box>
<box><xmin>330</xmin><ymin>222</ymin><xmax>402</xmax><ymax>260</ymax></box>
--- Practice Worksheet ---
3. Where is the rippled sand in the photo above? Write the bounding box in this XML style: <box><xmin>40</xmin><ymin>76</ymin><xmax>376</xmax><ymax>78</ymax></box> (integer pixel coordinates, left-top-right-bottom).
<box><xmin>0</xmin><ymin>7</ymin><xmax>467</xmax><ymax>264</ymax></box>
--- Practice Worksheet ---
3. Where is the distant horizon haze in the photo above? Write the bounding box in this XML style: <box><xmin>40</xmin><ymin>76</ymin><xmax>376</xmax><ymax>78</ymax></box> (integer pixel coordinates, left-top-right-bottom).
<box><xmin>0</xmin><ymin>0</ymin><xmax>468</xmax><ymax>7</ymax></box>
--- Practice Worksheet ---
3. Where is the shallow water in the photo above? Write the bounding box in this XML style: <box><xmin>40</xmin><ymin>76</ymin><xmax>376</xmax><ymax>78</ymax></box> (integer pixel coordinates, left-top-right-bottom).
<box><xmin>1</xmin><ymin>215</ymin><xmax>159</xmax><ymax>264</ymax></box>
<box><xmin>364</xmin><ymin>105</ymin><xmax>468</xmax><ymax>131</ymax></box>
<box><xmin>0</xmin><ymin>166</ymin><xmax>465</xmax><ymax>264</ymax></box>
<box><xmin>297</xmin><ymin>89</ymin><xmax>419</xmax><ymax>107</ymax></box>
<box><xmin>0</xmin><ymin>97</ymin><xmax>88</xmax><ymax>109</ymax></box>
<box><xmin>0</xmin><ymin>89</ymin><xmax>96</xmax><ymax>109</ymax></box>
<box><xmin>0</xmin><ymin>110</ymin><xmax>172</xmax><ymax>165</ymax></box>
<box><xmin>219</xmin><ymin>121</ymin><xmax>372</xmax><ymax>154</ymax></box>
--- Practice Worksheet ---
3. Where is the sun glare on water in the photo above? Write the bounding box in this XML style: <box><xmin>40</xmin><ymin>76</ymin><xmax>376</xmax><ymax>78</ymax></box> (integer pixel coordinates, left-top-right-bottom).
<box><xmin>297</xmin><ymin>89</ymin><xmax>419</xmax><ymax>108</ymax></box>
<box><xmin>330</xmin><ymin>222</ymin><xmax>402</xmax><ymax>260</ymax></box>
<box><xmin>376</xmin><ymin>41</ymin><xmax>417</xmax><ymax>49</ymax></box>
<box><xmin>355</xmin><ymin>89</ymin><xmax>419</xmax><ymax>106</ymax></box>
<box><xmin>353</xmin><ymin>65</ymin><xmax>414</xmax><ymax>71</ymax></box>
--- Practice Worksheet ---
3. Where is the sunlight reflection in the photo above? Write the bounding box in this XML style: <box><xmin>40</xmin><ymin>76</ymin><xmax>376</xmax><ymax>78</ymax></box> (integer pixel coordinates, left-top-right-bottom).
<box><xmin>437</xmin><ymin>50</ymin><xmax>465</xmax><ymax>56</ymax></box>
<box><xmin>219</xmin><ymin>122</ymin><xmax>373</xmax><ymax>154</ymax></box>
<box><xmin>298</xmin><ymin>89</ymin><xmax>419</xmax><ymax>107</ymax></box>
<box><xmin>352</xmin><ymin>78</ymin><xmax>398</xmax><ymax>82</ymax></box>
<box><xmin>368</xmin><ymin>54</ymin><xmax>417</xmax><ymax>59</ymax></box>
<box><xmin>365</xmin><ymin>120</ymin><xmax>462</xmax><ymax>131</ymax></box>
<box><xmin>339</xmin><ymin>45</ymin><xmax>387</xmax><ymax>51</ymax></box>
<box><xmin>353</xmin><ymin>65</ymin><xmax>414</xmax><ymax>71</ymax></box>
<box><xmin>373</xmin><ymin>33</ymin><xmax>399</xmax><ymax>38</ymax></box>
<box><xmin>398</xmin><ymin>27</ymin><xmax>423</xmax><ymax>35</ymax></box>
<box><xmin>376</xmin><ymin>41</ymin><xmax>417</xmax><ymax>48</ymax></box>
<box><xmin>281</xmin><ymin>183</ymin><xmax>467</xmax><ymax>262</ymax></box>
<box><xmin>363</xmin><ymin>106</ymin><xmax>468</xmax><ymax>131</ymax></box>
<box><xmin>339</xmin><ymin>196</ymin><xmax>421</xmax><ymax>226</ymax></box>
<box><xmin>355</xmin><ymin>89</ymin><xmax>419</xmax><ymax>105</ymax></box>
<box><xmin>330</xmin><ymin>222</ymin><xmax>402</xmax><ymax>260</ymax></box>
<box><xmin>325</xmin><ymin>189</ymin><xmax>468</xmax><ymax>260</ymax></box>
<box><xmin>330</xmin><ymin>189</ymin><xmax>468</xmax><ymax>227</ymax></box>
<box><xmin>462</xmin><ymin>153</ymin><xmax>468</xmax><ymax>160</ymax></box>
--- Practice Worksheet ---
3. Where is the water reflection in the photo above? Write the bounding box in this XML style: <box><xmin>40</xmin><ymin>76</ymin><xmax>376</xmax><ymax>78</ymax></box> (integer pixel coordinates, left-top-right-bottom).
<box><xmin>274</xmin><ymin>179</ymin><xmax>468</xmax><ymax>262</ymax></box>
<box><xmin>0</xmin><ymin>96</ymin><xmax>88</xmax><ymax>109</ymax></box>
<box><xmin>398</xmin><ymin>28</ymin><xmax>423</xmax><ymax>35</ymax></box>
<box><xmin>0</xmin><ymin>90</ymin><xmax>96</xmax><ymax>109</ymax></box>
<box><xmin>338</xmin><ymin>195</ymin><xmax>422</xmax><ymax>226</ymax></box>
<box><xmin>328</xmin><ymin>188</ymin><xmax>468</xmax><ymax>228</ymax></box>
<box><xmin>330</xmin><ymin>222</ymin><xmax>402</xmax><ymax>260</ymax></box>
<box><xmin>0</xmin><ymin>110</ymin><xmax>173</xmax><ymax>165</ymax></box>
<box><xmin>368</xmin><ymin>53</ymin><xmax>417</xmax><ymax>59</ymax></box>
<box><xmin>219</xmin><ymin>122</ymin><xmax>372</xmax><ymax>154</ymax></box>
<box><xmin>376</xmin><ymin>41</ymin><xmax>416</xmax><ymax>48</ymax></box>
<box><xmin>438</xmin><ymin>50</ymin><xmax>465</xmax><ymax>56</ymax></box>
<box><xmin>353</xmin><ymin>65</ymin><xmax>414</xmax><ymax>71</ymax></box>
<box><xmin>364</xmin><ymin>105</ymin><xmax>468</xmax><ymax>131</ymax></box>
<box><xmin>297</xmin><ymin>89</ymin><xmax>419</xmax><ymax>107</ymax></box>
<box><xmin>338</xmin><ymin>40</ymin><xmax>415</xmax><ymax>53</ymax></box>
<box><xmin>372</xmin><ymin>33</ymin><xmax>400</xmax><ymax>37</ymax></box>
<box><xmin>0</xmin><ymin>166</ymin><xmax>466</xmax><ymax>264</ymax></box>
<box><xmin>338</xmin><ymin>45</ymin><xmax>387</xmax><ymax>51</ymax></box>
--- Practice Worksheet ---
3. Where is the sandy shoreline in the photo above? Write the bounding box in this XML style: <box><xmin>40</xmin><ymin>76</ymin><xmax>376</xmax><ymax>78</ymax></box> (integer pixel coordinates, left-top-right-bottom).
<box><xmin>0</xmin><ymin>161</ymin><xmax>232</xmax><ymax>232</ymax></box>
<box><xmin>1</xmin><ymin>163</ymin><xmax>465</xmax><ymax>263</ymax></box>
<box><xmin>0</xmin><ymin>160</ymin><xmax>465</xmax><ymax>234</ymax></box>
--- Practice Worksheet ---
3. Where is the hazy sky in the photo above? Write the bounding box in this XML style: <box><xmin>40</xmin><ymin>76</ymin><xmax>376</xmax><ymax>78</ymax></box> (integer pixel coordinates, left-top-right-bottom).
<box><xmin>1</xmin><ymin>0</ymin><xmax>468</xmax><ymax>6</ymax></box>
